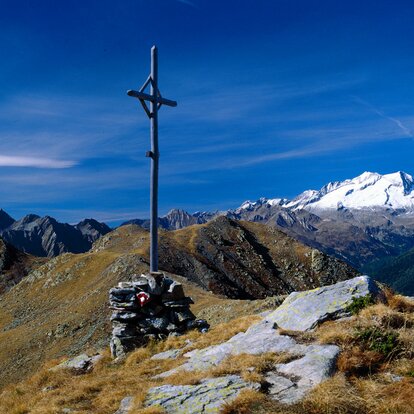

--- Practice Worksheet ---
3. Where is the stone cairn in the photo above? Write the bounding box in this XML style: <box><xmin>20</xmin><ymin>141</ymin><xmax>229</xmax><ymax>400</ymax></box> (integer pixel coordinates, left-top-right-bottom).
<box><xmin>109</xmin><ymin>272</ymin><xmax>209</xmax><ymax>359</ymax></box>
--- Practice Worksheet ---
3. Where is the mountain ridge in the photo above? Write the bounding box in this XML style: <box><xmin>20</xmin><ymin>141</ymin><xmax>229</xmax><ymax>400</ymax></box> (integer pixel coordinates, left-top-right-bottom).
<box><xmin>0</xmin><ymin>213</ymin><xmax>111</xmax><ymax>257</ymax></box>
<box><xmin>120</xmin><ymin>171</ymin><xmax>414</xmax><ymax>278</ymax></box>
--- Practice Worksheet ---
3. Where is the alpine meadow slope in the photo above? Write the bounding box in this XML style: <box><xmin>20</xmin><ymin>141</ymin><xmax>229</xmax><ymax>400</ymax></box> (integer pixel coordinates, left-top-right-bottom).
<box><xmin>0</xmin><ymin>218</ymin><xmax>358</xmax><ymax>389</ymax></box>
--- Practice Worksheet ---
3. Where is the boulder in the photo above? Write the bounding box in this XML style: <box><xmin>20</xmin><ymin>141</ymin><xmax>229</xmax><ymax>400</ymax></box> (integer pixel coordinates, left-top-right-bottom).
<box><xmin>145</xmin><ymin>375</ymin><xmax>260</xmax><ymax>414</ymax></box>
<box><xmin>53</xmin><ymin>353</ymin><xmax>102</xmax><ymax>374</ymax></box>
<box><xmin>265</xmin><ymin>275</ymin><xmax>380</xmax><ymax>331</ymax></box>
<box><xmin>113</xmin><ymin>396</ymin><xmax>133</xmax><ymax>414</ymax></box>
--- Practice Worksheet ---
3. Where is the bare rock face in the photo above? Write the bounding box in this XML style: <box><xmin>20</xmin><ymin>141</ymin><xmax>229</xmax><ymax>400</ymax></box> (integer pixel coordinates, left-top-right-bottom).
<box><xmin>152</xmin><ymin>276</ymin><xmax>379</xmax><ymax>406</ymax></box>
<box><xmin>145</xmin><ymin>375</ymin><xmax>260</xmax><ymax>414</ymax></box>
<box><xmin>266</xmin><ymin>275</ymin><xmax>381</xmax><ymax>331</ymax></box>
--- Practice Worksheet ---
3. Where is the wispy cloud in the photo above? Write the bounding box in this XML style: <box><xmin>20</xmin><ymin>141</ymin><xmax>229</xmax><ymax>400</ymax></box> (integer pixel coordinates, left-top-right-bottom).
<box><xmin>176</xmin><ymin>0</ymin><xmax>198</xmax><ymax>8</ymax></box>
<box><xmin>0</xmin><ymin>155</ymin><xmax>76</xmax><ymax>168</ymax></box>
<box><xmin>352</xmin><ymin>96</ymin><xmax>413</xmax><ymax>138</ymax></box>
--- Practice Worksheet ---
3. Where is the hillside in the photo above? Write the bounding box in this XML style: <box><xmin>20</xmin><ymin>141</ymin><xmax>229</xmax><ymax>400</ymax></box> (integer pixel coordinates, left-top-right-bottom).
<box><xmin>364</xmin><ymin>247</ymin><xmax>414</xmax><ymax>296</ymax></box>
<box><xmin>0</xmin><ymin>218</ymin><xmax>357</xmax><ymax>389</ymax></box>
<box><xmin>96</xmin><ymin>217</ymin><xmax>358</xmax><ymax>299</ymax></box>
<box><xmin>1</xmin><ymin>276</ymin><xmax>413</xmax><ymax>414</ymax></box>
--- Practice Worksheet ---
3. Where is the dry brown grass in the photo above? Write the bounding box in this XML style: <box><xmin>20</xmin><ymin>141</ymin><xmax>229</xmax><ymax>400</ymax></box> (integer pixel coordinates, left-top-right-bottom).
<box><xmin>316</xmin><ymin>319</ymin><xmax>355</xmax><ymax>346</ymax></box>
<box><xmin>337</xmin><ymin>347</ymin><xmax>384</xmax><ymax>376</ymax></box>
<box><xmin>220</xmin><ymin>389</ymin><xmax>265</xmax><ymax>414</ymax></box>
<box><xmin>387</xmin><ymin>293</ymin><xmax>414</xmax><ymax>313</ymax></box>
<box><xmin>244</xmin><ymin>372</ymin><xmax>414</xmax><ymax>414</ymax></box>
<box><xmin>213</xmin><ymin>352</ymin><xmax>294</xmax><ymax>378</ymax></box>
<box><xmin>314</xmin><ymin>300</ymin><xmax>414</xmax><ymax>380</ymax></box>
<box><xmin>278</xmin><ymin>328</ymin><xmax>316</xmax><ymax>343</ymax></box>
<box><xmin>0</xmin><ymin>313</ymin><xmax>265</xmax><ymax>414</ymax></box>
<box><xmin>302</xmin><ymin>373</ymin><xmax>367</xmax><ymax>414</ymax></box>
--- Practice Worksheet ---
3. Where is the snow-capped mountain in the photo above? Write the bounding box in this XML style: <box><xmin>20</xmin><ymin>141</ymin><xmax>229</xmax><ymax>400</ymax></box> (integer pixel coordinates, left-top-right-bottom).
<box><xmin>123</xmin><ymin>171</ymin><xmax>414</xmax><ymax>269</ymax></box>
<box><xmin>285</xmin><ymin>171</ymin><xmax>414</xmax><ymax>213</ymax></box>
<box><xmin>234</xmin><ymin>197</ymin><xmax>287</xmax><ymax>214</ymax></box>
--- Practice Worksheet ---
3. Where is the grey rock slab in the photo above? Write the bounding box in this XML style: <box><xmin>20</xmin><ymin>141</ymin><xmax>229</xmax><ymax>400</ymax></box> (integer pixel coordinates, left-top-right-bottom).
<box><xmin>265</xmin><ymin>275</ymin><xmax>380</xmax><ymax>331</ymax></box>
<box><xmin>151</xmin><ymin>349</ymin><xmax>182</xmax><ymax>360</ymax></box>
<box><xmin>114</xmin><ymin>396</ymin><xmax>133</xmax><ymax>414</ymax></box>
<box><xmin>265</xmin><ymin>372</ymin><xmax>296</xmax><ymax>396</ymax></box>
<box><xmin>145</xmin><ymin>375</ymin><xmax>260</xmax><ymax>414</ymax></box>
<box><xmin>157</xmin><ymin>322</ymin><xmax>307</xmax><ymax>378</ymax></box>
<box><xmin>274</xmin><ymin>344</ymin><xmax>340</xmax><ymax>404</ymax></box>
<box><xmin>53</xmin><ymin>353</ymin><xmax>102</xmax><ymax>374</ymax></box>
<box><xmin>157</xmin><ymin>321</ymin><xmax>305</xmax><ymax>377</ymax></box>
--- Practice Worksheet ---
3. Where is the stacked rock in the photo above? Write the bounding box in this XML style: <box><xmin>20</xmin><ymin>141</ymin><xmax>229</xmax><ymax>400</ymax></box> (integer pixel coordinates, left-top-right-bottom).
<box><xmin>109</xmin><ymin>272</ymin><xmax>209</xmax><ymax>359</ymax></box>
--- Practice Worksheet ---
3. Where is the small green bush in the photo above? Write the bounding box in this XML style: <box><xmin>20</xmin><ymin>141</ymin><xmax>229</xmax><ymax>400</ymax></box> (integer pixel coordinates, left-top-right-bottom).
<box><xmin>355</xmin><ymin>327</ymin><xmax>399</xmax><ymax>356</ymax></box>
<box><xmin>347</xmin><ymin>295</ymin><xmax>376</xmax><ymax>315</ymax></box>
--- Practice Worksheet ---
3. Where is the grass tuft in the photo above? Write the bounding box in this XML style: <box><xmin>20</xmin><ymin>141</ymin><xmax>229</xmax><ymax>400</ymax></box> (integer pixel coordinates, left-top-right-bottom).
<box><xmin>220</xmin><ymin>389</ymin><xmax>265</xmax><ymax>414</ymax></box>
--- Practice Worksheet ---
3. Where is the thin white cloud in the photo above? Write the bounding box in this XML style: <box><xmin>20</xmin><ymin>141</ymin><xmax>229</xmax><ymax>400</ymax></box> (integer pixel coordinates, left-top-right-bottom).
<box><xmin>176</xmin><ymin>0</ymin><xmax>198</xmax><ymax>8</ymax></box>
<box><xmin>352</xmin><ymin>96</ymin><xmax>413</xmax><ymax>138</ymax></box>
<box><xmin>0</xmin><ymin>155</ymin><xmax>76</xmax><ymax>169</ymax></box>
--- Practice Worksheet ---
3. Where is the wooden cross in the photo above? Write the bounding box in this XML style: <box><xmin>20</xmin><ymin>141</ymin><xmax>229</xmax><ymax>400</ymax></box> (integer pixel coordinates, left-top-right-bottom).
<box><xmin>127</xmin><ymin>45</ymin><xmax>177</xmax><ymax>273</ymax></box>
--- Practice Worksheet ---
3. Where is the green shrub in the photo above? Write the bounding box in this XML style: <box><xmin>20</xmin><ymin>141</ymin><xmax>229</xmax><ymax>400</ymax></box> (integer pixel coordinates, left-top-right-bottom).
<box><xmin>347</xmin><ymin>295</ymin><xmax>376</xmax><ymax>315</ymax></box>
<box><xmin>355</xmin><ymin>327</ymin><xmax>399</xmax><ymax>356</ymax></box>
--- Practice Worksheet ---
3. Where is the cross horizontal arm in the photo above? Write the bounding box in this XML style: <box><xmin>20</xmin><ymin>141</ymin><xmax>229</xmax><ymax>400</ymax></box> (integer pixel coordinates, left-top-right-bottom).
<box><xmin>127</xmin><ymin>89</ymin><xmax>177</xmax><ymax>107</ymax></box>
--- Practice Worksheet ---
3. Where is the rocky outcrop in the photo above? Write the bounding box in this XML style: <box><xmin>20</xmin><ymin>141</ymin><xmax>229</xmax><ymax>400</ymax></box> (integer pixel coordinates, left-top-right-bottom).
<box><xmin>145</xmin><ymin>376</ymin><xmax>260</xmax><ymax>414</ymax></box>
<box><xmin>151</xmin><ymin>276</ymin><xmax>379</xmax><ymax>407</ymax></box>
<box><xmin>267</xmin><ymin>275</ymin><xmax>381</xmax><ymax>331</ymax></box>
<box><xmin>157</xmin><ymin>316</ymin><xmax>340</xmax><ymax>404</ymax></box>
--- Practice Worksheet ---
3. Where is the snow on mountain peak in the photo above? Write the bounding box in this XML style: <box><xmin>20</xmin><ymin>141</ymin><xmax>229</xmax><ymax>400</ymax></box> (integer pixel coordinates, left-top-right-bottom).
<box><xmin>288</xmin><ymin>171</ymin><xmax>414</xmax><ymax>212</ymax></box>
<box><xmin>235</xmin><ymin>197</ymin><xmax>285</xmax><ymax>213</ymax></box>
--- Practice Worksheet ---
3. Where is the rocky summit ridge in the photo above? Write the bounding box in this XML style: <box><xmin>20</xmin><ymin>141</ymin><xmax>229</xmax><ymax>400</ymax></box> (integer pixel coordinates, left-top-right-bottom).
<box><xmin>0</xmin><ymin>212</ymin><xmax>111</xmax><ymax>257</ymax></box>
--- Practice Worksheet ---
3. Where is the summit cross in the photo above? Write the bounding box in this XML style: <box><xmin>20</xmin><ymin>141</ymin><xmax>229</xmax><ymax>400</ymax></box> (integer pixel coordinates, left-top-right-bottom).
<box><xmin>127</xmin><ymin>45</ymin><xmax>177</xmax><ymax>273</ymax></box>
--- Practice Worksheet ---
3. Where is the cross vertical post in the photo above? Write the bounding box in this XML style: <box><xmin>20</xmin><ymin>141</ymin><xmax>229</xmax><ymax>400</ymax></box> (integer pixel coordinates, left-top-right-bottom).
<box><xmin>127</xmin><ymin>45</ymin><xmax>177</xmax><ymax>273</ymax></box>
<box><xmin>150</xmin><ymin>46</ymin><xmax>159</xmax><ymax>273</ymax></box>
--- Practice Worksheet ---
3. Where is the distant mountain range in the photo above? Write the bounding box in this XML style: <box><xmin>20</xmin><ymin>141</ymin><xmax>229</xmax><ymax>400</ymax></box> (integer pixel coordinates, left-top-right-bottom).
<box><xmin>0</xmin><ymin>210</ymin><xmax>111</xmax><ymax>257</ymax></box>
<box><xmin>124</xmin><ymin>171</ymin><xmax>414</xmax><ymax>270</ymax></box>
<box><xmin>1</xmin><ymin>170</ymin><xmax>413</xmax><ymax>293</ymax></box>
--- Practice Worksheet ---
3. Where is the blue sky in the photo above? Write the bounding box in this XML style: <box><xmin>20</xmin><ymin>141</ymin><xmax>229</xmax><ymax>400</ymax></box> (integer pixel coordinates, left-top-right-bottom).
<box><xmin>1</xmin><ymin>0</ymin><xmax>414</xmax><ymax>225</ymax></box>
